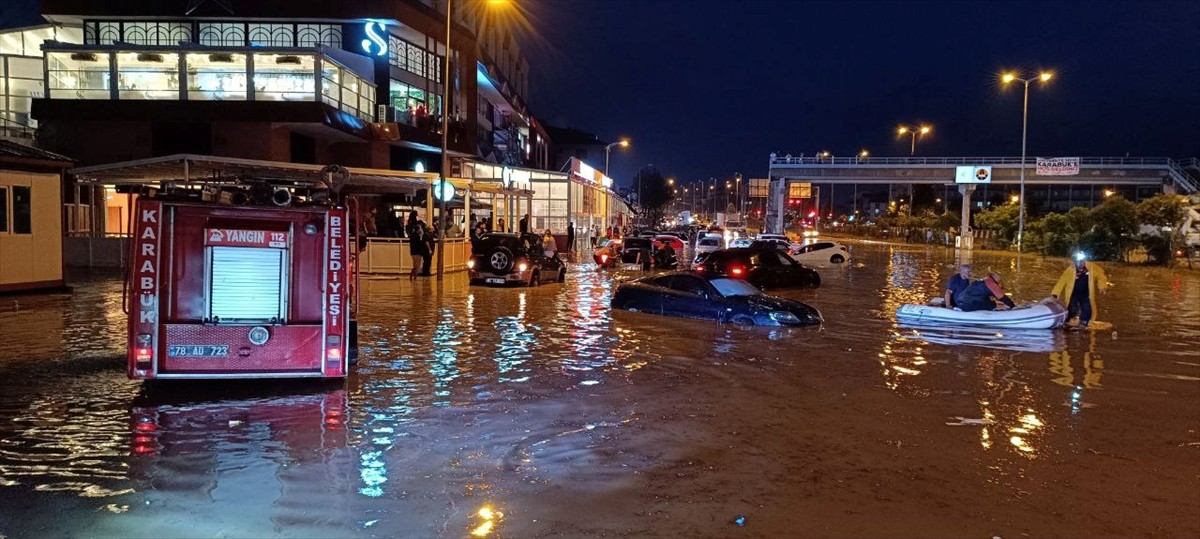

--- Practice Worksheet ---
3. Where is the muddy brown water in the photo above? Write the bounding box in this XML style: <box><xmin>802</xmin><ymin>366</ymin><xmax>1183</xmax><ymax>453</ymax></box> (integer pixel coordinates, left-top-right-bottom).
<box><xmin>0</xmin><ymin>239</ymin><xmax>1197</xmax><ymax>538</ymax></box>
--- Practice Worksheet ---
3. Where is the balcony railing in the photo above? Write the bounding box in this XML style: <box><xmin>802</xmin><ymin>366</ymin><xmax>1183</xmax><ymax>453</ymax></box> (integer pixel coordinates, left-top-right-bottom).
<box><xmin>769</xmin><ymin>155</ymin><xmax>1179</xmax><ymax>166</ymax></box>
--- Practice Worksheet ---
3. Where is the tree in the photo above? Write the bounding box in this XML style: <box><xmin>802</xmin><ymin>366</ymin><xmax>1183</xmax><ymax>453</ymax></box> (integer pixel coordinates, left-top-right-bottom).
<box><xmin>1084</xmin><ymin>197</ymin><xmax>1138</xmax><ymax>261</ymax></box>
<box><xmin>974</xmin><ymin>204</ymin><xmax>1021</xmax><ymax>241</ymax></box>
<box><xmin>634</xmin><ymin>165</ymin><xmax>673</xmax><ymax>228</ymax></box>
<box><xmin>1136</xmin><ymin>194</ymin><xmax>1188</xmax><ymax>265</ymax></box>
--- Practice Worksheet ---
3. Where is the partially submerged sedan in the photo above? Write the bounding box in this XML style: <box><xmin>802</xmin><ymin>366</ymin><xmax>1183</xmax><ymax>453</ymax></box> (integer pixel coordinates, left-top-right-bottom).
<box><xmin>611</xmin><ymin>273</ymin><xmax>822</xmax><ymax>326</ymax></box>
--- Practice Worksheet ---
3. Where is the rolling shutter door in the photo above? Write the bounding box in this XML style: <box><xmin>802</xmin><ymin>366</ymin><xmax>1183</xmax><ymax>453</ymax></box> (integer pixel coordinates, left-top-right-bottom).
<box><xmin>209</xmin><ymin>246</ymin><xmax>287</xmax><ymax>323</ymax></box>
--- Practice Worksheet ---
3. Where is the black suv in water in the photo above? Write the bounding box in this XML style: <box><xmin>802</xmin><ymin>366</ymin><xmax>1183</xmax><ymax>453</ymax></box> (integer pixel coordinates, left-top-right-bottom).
<box><xmin>469</xmin><ymin>233</ymin><xmax>566</xmax><ymax>287</ymax></box>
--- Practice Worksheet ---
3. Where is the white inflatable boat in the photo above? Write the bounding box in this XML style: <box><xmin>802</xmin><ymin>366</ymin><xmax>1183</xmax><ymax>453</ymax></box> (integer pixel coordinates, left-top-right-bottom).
<box><xmin>895</xmin><ymin>297</ymin><xmax>1068</xmax><ymax>330</ymax></box>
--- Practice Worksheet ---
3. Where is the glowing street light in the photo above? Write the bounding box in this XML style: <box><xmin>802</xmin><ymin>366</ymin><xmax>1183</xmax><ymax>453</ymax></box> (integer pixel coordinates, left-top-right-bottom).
<box><xmin>437</xmin><ymin>0</ymin><xmax>509</xmax><ymax>279</ymax></box>
<box><xmin>1001</xmin><ymin>68</ymin><xmax>1054</xmax><ymax>252</ymax></box>
<box><xmin>896</xmin><ymin>125</ymin><xmax>932</xmax><ymax>156</ymax></box>
<box><xmin>603</xmin><ymin>138</ymin><xmax>630</xmax><ymax>177</ymax></box>
<box><xmin>1011</xmin><ymin>194</ymin><xmax>1020</xmax><ymax>204</ymax></box>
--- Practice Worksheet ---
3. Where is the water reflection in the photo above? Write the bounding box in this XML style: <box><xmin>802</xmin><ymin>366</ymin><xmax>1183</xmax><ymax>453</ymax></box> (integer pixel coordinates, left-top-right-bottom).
<box><xmin>0</xmin><ymin>248</ymin><xmax>1197</xmax><ymax>536</ymax></box>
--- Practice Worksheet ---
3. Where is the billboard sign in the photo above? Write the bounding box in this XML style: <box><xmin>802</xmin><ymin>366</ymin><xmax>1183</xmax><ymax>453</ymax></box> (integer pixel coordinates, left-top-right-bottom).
<box><xmin>1036</xmin><ymin>157</ymin><xmax>1080</xmax><ymax>176</ymax></box>
<box><xmin>955</xmin><ymin>165</ymin><xmax>992</xmax><ymax>184</ymax></box>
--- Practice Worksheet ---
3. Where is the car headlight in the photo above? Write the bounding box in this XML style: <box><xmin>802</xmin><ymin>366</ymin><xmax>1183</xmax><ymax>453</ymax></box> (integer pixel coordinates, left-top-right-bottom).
<box><xmin>769</xmin><ymin>311</ymin><xmax>800</xmax><ymax>324</ymax></box>
<box><xmin>518</xmin><ymin>262</ymin><xmax>528</xmax><ymax>272</ymax></box>
<box><xmin>467</xmin><ymin>259</ymin><xmax>475</xmax><ymax>269</ymax></box>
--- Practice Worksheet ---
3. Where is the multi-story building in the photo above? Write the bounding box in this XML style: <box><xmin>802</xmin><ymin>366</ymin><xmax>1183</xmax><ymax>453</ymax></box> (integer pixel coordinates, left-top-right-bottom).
<box><xmin>0</xmin><ymin>1</ymin><xmax>633</xmax><ymax>267</ymax></box>
<box><xmin>27</xmin><ymin>0</ymin><xmax>548</xmax><ymax>173</ymax></box>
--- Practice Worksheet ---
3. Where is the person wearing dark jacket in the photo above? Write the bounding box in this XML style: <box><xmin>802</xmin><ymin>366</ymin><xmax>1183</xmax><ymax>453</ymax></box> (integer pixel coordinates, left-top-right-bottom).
<box><xmin>519</xmin><ymin>214</ymin><xmax>529</xmax><ymax>234</ymax></box>
<box><xmin>405</xmin><ymin>211</ymin><xmax>426</xmax><ymax>281</ymax></box>
<box><xmin>944</xmin><ymin>264</ymin><xmax>971</xmax><ymax>308</ymax></box>
<box><xmin>954</xmin><ymin>272</ymin><xmax>1016</xmax><ymax>312</ymax></box>
<box><xmin>421</xmin><ymin>223</ymin><xmax>437</xmax><ymax>276</ymax></box>
<box><xmin>566</xmin><ymin>222</ymin><xmax>576</xmax><ymax>255</ymax></box>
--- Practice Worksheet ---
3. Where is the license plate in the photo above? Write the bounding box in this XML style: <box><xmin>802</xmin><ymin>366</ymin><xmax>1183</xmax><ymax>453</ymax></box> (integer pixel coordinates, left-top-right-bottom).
<box><xmin>486</xmin><ymin>278</ymin><xmax>505</xmax><ymax>284</ymax></box>
<box><xmin>167</xmin><ymin>345</ymin><xmax>230</xmax><ymax>357</ymax></box>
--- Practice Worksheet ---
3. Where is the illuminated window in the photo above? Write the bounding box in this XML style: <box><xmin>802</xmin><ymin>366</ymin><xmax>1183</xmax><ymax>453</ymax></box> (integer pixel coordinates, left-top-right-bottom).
<box><xmin>320</xmin><ymin>62</ymin><xmax>340</xmax><ymax>107</ymax></box>
<box><xmin>47</xmin><ymin>51</ymin><xmax>112</xmax><ymax>99</ymax></box>
<box><xmin>186</xmin><ymin>53</ymin><xmax>246</xmax><ymax>100</ymax></box>
<box><xmin>116</xmin><ymin>52</ymin><xmax>180</xmax><ymax>100</ymax></box>
<box><xmin>252</xmin><ymin>53</ymin><xmax>315</xmax><ymax>101</ymax></box>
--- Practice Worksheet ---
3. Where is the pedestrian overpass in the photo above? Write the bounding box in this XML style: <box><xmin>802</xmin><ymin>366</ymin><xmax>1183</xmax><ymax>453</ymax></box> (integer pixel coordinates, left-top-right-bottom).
<box><xmin>764</xmin><ymin>156</ymin><xmax>1200</xmax><ymax>233</ymax></box>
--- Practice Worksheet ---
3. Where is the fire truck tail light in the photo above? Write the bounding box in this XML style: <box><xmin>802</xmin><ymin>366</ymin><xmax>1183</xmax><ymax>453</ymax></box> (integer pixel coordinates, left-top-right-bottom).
<box><xmin>326</xmin><ymin>335</ymin><xmax>343</xmax><ymax>361</ymax></box>
<box><xmin>135</xmin><ymin>346</ymin><xmax>153</xmax><ymax>366</ymax></box>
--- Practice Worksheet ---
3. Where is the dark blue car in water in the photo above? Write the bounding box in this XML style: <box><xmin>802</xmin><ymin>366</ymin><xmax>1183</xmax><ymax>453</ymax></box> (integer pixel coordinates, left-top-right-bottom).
<box><xmin>611</xmin><ymin>272</ymin><xmax>822</xmax><ymax>326</ymax></box>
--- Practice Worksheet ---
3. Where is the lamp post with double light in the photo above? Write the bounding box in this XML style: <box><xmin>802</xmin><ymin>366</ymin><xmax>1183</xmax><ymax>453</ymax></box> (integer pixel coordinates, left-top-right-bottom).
<box><xmin>1002</xmin><ymin>70</ymin><xmax>1053</xmax><ymax>252</ymax></box>
<box><xmin>896</xmin><ymin>125</ymin><xmax>931</xmax><ymax>157</ymax></box>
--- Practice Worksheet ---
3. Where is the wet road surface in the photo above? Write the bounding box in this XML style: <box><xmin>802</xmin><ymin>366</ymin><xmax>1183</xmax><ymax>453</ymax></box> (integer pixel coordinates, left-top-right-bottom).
<box><xmin>1</xmin><ymin>239</ymin><xmax>1197</xmax><ymax>538</ymax></box>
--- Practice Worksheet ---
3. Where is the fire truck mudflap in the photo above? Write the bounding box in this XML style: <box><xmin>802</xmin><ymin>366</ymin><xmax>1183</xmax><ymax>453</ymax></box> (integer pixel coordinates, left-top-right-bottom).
<box><xmin>127</xmin><ymin>196</ymin><xmax>352</xmax><ymax>380</ymax></box>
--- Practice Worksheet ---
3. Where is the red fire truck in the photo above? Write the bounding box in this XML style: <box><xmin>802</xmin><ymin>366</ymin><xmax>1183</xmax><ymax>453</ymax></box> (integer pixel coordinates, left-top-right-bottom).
<box><xmin>125</xmin><ymin>180</ymin><xmax>357</xmax><ymax>380</ymax></box>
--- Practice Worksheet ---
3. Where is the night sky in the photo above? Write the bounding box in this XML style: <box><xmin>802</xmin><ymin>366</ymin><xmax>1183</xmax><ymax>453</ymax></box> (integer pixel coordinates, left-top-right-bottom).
<box><xmin>522</xmin><ymin>0</ymin><xmax>1200</xmax><ymax>188</ymax></box>
<box><xmin>3</xmin><ymin>0</ymin><xmax>1198</xmax><ymax>190</ymax></box>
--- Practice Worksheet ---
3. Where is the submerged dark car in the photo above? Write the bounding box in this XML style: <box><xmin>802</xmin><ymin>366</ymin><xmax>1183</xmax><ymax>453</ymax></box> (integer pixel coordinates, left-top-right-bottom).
<box><xmin>620</xmin><ymin>237</ymin><xmax>654</xmax><ymax>264</ymax></box>
<box><xmin>694</xmin><ymin>247</ymin><xmax>820</xmax><ymax>290</ymax></box>
<box><xmin>611</xmin><ymin>273</ymin><xmax>822</xmax><ymax>326</ymax></box>
<box><xmin>468</xmin><ymin>233</ymin><xmax>565</xmax><ymax>286</ymax></box>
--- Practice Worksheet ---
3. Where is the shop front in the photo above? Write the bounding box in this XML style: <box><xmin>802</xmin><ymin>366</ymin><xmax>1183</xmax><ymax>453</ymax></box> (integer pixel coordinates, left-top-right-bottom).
<box><xmin>456</xmin><ymin>157</ymin><xmax>630</xmax><ymax>251</ymax></box>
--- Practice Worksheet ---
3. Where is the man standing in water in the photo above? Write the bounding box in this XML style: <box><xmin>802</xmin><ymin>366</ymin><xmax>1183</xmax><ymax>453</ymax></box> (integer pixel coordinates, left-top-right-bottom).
<box><xmin>944</xmin><ymin>264</ymin><xmax>971</xmax><ymax>308</ymax></box>
<box><xmin>1052</xmin><ymin>252</ymin><xmax>1110</xmax><ymax>328</ymax></box>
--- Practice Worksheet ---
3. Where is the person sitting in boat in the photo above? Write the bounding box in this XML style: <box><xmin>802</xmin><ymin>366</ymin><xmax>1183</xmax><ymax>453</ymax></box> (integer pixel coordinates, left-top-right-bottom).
<box><xmin>954</xmin><ymin>272</ymin><xmax>1016</xmax><ymax>312</ymax></box>
<box><xmin>944</xmin><ymin>264</ymin><xmax>971</xmax><ymax>308</ymax></box>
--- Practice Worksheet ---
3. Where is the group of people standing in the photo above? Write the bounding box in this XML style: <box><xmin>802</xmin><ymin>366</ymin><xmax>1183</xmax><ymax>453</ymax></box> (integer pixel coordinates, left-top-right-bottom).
<box><xmin>944</xmin><ymin>253</ymin><xmax>1109</xmax><ymax>327</ymax></box>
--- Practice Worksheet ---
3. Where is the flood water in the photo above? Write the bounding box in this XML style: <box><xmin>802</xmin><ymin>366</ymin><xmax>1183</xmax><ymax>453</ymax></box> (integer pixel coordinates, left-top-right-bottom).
<box><xmin>1</xmin><ymin>239</ymin><xmax>1197</xmax><ymax>538</ymax></box>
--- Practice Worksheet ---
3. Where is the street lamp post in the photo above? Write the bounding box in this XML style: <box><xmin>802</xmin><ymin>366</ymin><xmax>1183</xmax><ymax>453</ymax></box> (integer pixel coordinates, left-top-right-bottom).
<box><xmin>896</xmin><ymin>125</ymin><xmax>931</xmax><ymax>157</ymax></box>
<box><xmin>1002</xmin><ymin>70</ymin><xmax>1053</xmax><ymax>252</ymax></box>
<box><xmin>603</xmin><ymin>139</ymin><xmax>630</xmax><ymax>177</ymax></box>
<box><xmin>602</xmin><ymin>138</ymin><xmax>629</xmax><ymax>232</ymax></box>
<box><xmin>435</xmin><ymin>0</ymin><xmax>456</xmax><ymax>281</ymax></box>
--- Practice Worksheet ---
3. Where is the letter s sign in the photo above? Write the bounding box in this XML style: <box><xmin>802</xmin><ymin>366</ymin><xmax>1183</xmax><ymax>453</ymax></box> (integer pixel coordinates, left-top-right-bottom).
<box><xmin>362</xmin><ymin>21</ymin><xmax>387</xmax><ymax>57</ymax></box>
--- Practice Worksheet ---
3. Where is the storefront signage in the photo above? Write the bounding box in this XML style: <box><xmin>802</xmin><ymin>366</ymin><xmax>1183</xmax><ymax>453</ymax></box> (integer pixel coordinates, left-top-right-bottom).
<box><xmin>205</xmin><ymin>228</ymin><xmax>288</xmax><ymax>248</ymax></box>
<box><xmin>1036</xmin><ymin>157</ymin><xmax>1080</xmax><ymax>176</ymax></box>
<box><xmin>362</xmin><ymin>21</ymin><xmax>387</xmax><ymax>57</ymax></box>
<box><xmin>433</xmin><ymin>179</ymin><xmax>456</xmax><ymax>201</ymax></box>
<box><xmin>570</xmin><ymin>158</ymin><xmax>614</xmax><ymax>189</ymax></box>
<box><xmin>955</xmin><ymin>165</ymin><xmax>992</xmax><ymax>184</ymax></box>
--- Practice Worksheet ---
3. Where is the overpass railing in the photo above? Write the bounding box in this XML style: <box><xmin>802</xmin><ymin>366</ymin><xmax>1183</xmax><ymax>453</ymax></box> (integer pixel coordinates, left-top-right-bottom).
<box><xmin>768</xmin><ymin>155</ymin><xmax>1181</xmax><ymax>166</ymax></box>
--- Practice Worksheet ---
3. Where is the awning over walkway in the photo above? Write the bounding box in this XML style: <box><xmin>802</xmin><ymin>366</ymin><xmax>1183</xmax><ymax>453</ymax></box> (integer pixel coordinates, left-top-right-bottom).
<box><xmin>68</xmin><ymin>154</ymin><xmax>439</xmax><ymax>194</ymax></box>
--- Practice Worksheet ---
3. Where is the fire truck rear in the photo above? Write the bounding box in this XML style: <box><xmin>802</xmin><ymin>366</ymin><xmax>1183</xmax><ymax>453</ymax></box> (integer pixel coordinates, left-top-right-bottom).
<box><xmin>126</xmin><ymin>182</ymin><xmax>356</xmax><ymax>380</ymax></box>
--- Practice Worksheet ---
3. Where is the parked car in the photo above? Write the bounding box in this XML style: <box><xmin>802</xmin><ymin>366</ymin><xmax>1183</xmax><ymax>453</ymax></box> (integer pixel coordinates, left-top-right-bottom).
<box><xmin>788</xmin><ymin>240</ymin><xmax>850</xmax><ymax>265</ymax></box>
<box><xmin>468</xmin><ymin>233</ymin><xmax>566</xmax><ymax>286</ymax></box>
<box><xmin>694</xmin><ymin>247</ymin><xmax>821</xmax><ymax>290</ymax></box>
<box><xmin>693</xmin><ymin>233</ymin><xmax>724</xmax><ymax>263</ymax></box>
<box><xmin>653</xmin><ymin>235</ymin><xmax>685</xmax><ymax>251</ymax></box>
<box><xmin>611</xmin><ymin>272</ymin><xmax>822</xmax><ymax>326</ymax></box>
<box><xmin>756</xmin><ymin>233</ymin><xmax>791</xmax><ymax>243</ymax></box>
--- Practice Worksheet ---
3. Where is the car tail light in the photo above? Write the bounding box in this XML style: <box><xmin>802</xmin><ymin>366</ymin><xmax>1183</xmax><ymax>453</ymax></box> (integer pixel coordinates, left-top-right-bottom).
<box><xmin>601</xmin><ymin>254</ymin><xmax>608</xmax><ymax>263</ymax></box>
<box><xmin>695</xmin><ymin>265</ymin><xmax>704</xmax><ymax>273</ymax></box>
<box><xmin>731</xmin><ymin>266</ymin><xmax>744</xmax><ymax>276</ymax></box>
